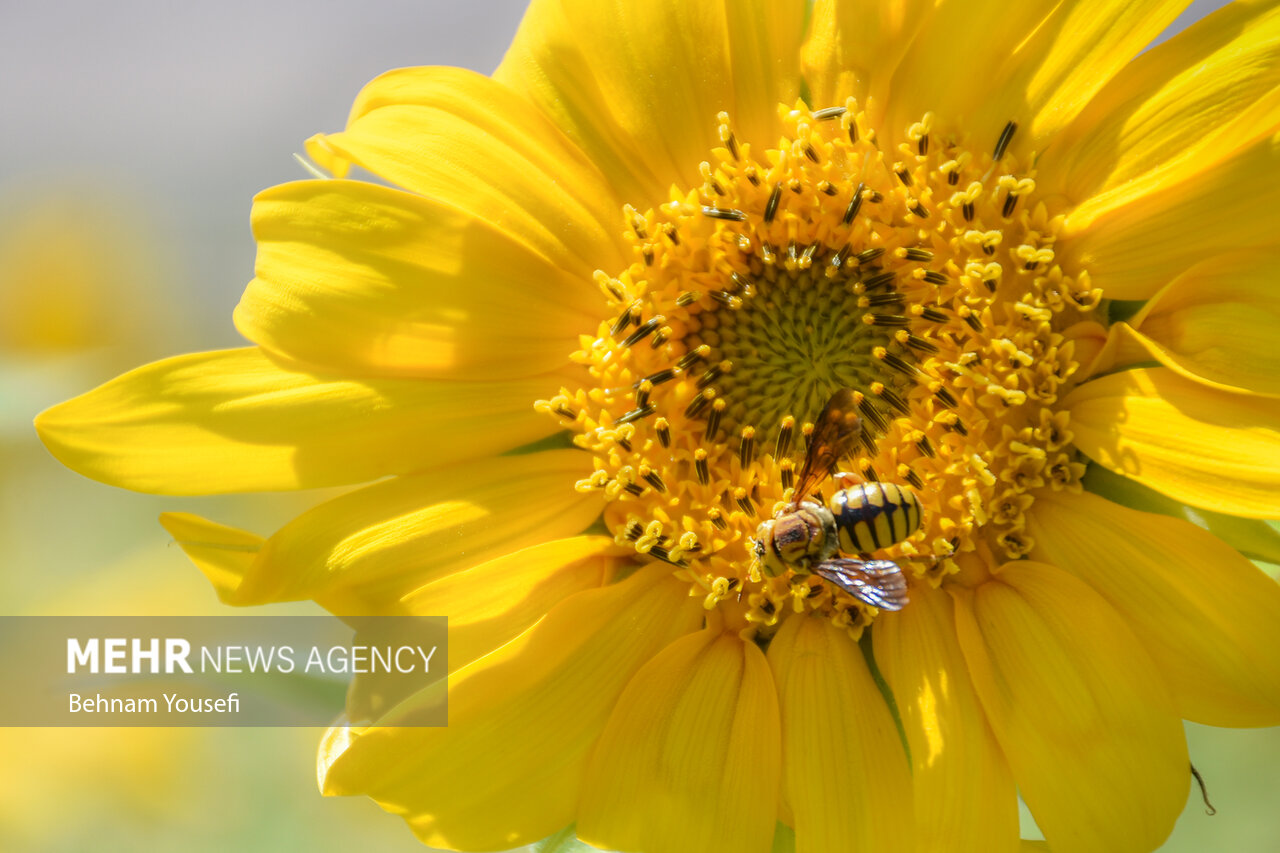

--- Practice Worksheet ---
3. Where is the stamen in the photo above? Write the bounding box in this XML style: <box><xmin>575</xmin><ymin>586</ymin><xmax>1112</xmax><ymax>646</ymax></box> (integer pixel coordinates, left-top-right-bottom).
<box><xmin>677</xmin><ymin>345</ymin><xmax>710</xmax><ymax>369</ymax></box>
<box><xmin>694</xmin><ymin>449</ymin><xmax>710</xmax><ymax>485</ymax></box>
<box><xmin>702</xmin><ymin>206</ymin><xmax>748</xmax><ymax>222</ymax></box>
<box><xmin>635</xmin><ymin>379</ymin><xmax>654</xmax><ymax>409</ymax></box>
<box><xmin>639</xmin><ymin>367</ymin><xmax>680</xmax><ymax>387</ymax></box>
<box><xmin>993</xmin><ymin>120</ymin><xmax>1018</xmax><ymax>161</ymax></box>
<box><xmin>856</xmin><ymin>395</ymin><xmax>890</xmax><ymax>433</ymax></box>
<box><xmin>775</xmin><ymin>416</ymin><xmax>795</xmax><ymax>459</ymax></box>
<box><xmin>843</xmin><ymin>183</ymin><xmax>865</xmax><ymax>224</ymax></box>
<box><xmin>864</xmin><ymin>313</ymin><xmax>910</xmax><ymax>328</ymax></box>
<box><xmin>899</xmin><ymin>464</ymin><xmax>924</xmax><ymax>490</ymax></box>
<box><xmin>685</xmin><ymin>389</ymin><xmax>715</xmax><ymax>419</ymax></box>
<box><xmin>863</xmin><ymin>270</ymin><xmax>896</xmax><ymax>289</ymax></box>
<box><xmin>739</xmin><ymin>426</ymin><xmax>756</xmax><ymax>467</ymax></box>
<box><xmin>812</xmin><ymin>106</ymin><xmax>846</xmax><ymax>121</ymax></box>
<box><xmin>871</xmin><ymin>382</ymin><xmax>910</xmax><ymax>416</ymax></box>
<box><xmin>765</xmin><ymin>183</ymin><xmax>782</xmax><ymax>223</ymax></box>
<box><xmin>621</xmin><ymin>316</ymin><xmax>664</xmax><ymax>347</ymax></box>
<box><xmin>863</xmin><ymin>291</ymin><xmax>906</xmax><ymax>308</ymax></box>
<box><xmin>705</xmin><ymin>398</ymin><xmax>726</xmax><ymax>441</ymax></box>
<box><xmin>641</xmin><ymin>466</ymin><xmax>667</xmax><ymax>493</ymax></box>
<box><xmin>698</xmin><ymin>360</ymin><xmax>729</xmax><ymax>389</ymax></box>
<box><xmin>654</xmin><ymin>417</ymin><xmax>671</xmax><ymax>448</ymax></box>
<box><xmin>899</xmin><ymin>332</ymin><xmax>940</xmax><ymax>354</ymax></box>
<box><xmin>611</xmin><ymin>299</ymin><xmax>641</xmax><ymax>336</ymax></box>
<box><xmin>876</xmin><ymin>348</ymin><xmax>920</xmax><ymax>377</ymax></box>
<box><xmin>616</xmin><ymin>403</ymin><xmax>656</xmax><ymax>425</ymax></box>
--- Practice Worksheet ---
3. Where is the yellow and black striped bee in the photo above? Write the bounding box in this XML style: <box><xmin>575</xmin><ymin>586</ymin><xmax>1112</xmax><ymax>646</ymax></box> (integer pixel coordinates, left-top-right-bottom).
<box><xmin>753</xmin><ymin>388</ymin><xmax>920</xmax><ymax>611</ymax></box>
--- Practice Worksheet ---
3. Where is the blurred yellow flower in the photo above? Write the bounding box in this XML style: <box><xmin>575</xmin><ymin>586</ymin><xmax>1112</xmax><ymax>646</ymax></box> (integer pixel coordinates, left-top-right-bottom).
<box><xmin>35</xmin><ymin>1</ymin><xmax>1280</xmax><ymax>852</ymax></box>
<box><xmin>0</xmin><ymin>186</ymin><xmax>174</xmax><ymax>357</ymax></box>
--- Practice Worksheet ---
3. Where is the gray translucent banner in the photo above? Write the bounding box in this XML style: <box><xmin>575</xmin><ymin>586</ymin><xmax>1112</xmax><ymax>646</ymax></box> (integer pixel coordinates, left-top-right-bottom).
<box><xmin>0</xmin><ymin>616</ymin><xmax>447</xmax><ymax>726</ymax></box>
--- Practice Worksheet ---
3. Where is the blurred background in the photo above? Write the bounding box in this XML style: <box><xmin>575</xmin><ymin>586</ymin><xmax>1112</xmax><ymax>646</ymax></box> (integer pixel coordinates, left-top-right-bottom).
<box><xmin>0</xmin><ymin>1</ymin><xmax>1274</xmax><ymax>851</ymax></box>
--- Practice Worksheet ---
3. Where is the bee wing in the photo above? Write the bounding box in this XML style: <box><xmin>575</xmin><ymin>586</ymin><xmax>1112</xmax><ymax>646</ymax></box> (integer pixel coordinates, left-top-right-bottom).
<box><xmin>813</xmin><ymin>558</ymin><xmax>908</xmax><ymax>611</ymax></box>
<box><xmin>793</xmin><ymin>388</ymin><xmax>863</xmax><ymax>505</ymax></box>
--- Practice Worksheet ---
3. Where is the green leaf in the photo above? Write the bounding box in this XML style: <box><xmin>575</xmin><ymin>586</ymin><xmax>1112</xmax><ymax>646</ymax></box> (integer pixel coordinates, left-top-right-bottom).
<box><xmin>1083</xmin><ymin>464</ymin><xmax>1280</xmax><ymax>566</ymax></box>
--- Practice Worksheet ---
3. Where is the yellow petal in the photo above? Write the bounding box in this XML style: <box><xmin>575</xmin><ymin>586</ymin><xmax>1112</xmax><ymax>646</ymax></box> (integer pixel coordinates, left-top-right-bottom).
<box><xmin>883</xmin><ymin>0</ymin><xmax>1184</xmax><ymax>156</ymax></box>
<box><xmin>1063</xmin><ymin>367</ymin><xmax>1280</xmax><ymax>518</ymax></box>
<box><xmin>1060</xmin><ymin>129</ymin><xmax>1280</xmax><ymax>300</ymax></box>
<box><xmin>306</xmin><ymin>66</ymin><xmax>626</xmax><ymax>278</ymax></box>
<box><xmin>578</xmin><ymin>629</ymin><xmax>780</xmax><ymax>853</ymax></box>
<box><xmin>800</xmin><ymin>0</ymin><xmax>940</xmax><ymax>119</ymax></box>
<box><xmin>157</xmin><ymin>512</ymin><xmax>261</xmax><ymax>603</ymax></box>
<box><xmin>320</xmin><ymin>565</ymin><xmax>703</xmax><ymax>850</ymax></box>
<box><xmin>1082</xmin><ymin>462</ymin><xmax>1280</xmax><ymax>566</ymax></box>
<box><xmin>34</xmin><ymin>347</ymin><xmax>558</xmax><ymax>494</ymax></box>
<box><xmin>953</xmin><ymin>563</ymin><xmax>1188</xmax><ymax>853</ymax></box>
<box><xmin>400</xmin><ymin>536</ymin><xmax>617</xmax><ymax>673</ymax></box>
<box><xmin>495</xmin><ymin>0</ymin><xmax>805</xmax><ymax>200</ymax></box>
<box><xmin>1120</xmin><ymin>249</ymin><xmax>1280</xmax><ymax>397</ymax></box>
<box><xmin>876</xmin><ymin>583</ymin><xmax>1020</xmax><ymax>853</ymax></box>
<box><xmin>1028</xmin><ymin>490</ymin><xmax>1280</xmax><ymax>726</ymax></box>
<box><xmin>767</xmin><ymin>615</ymin><xmax>914</xmax><ymax>853</ymax></box>
<box><xmin>1042</xmin><ymin>0</ymin><xmax>1280</xmax><ymax>205</ymax></box>
<box><xmin>238</xmin><ymin>179</ymin><xmax>597</xmax><ymax>380</ymax></box>
<box><xmin>226</xmin><ymin>450</ymin><xmax>597</xmax><ymax>607</ymax></box>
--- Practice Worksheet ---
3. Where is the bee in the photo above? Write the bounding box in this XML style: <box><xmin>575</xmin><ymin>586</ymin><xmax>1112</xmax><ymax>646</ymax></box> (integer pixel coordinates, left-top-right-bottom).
<box><xmin>752</xmin><ymin>388</ymin><xmax>920</xmax><ymax>611</ymax></box>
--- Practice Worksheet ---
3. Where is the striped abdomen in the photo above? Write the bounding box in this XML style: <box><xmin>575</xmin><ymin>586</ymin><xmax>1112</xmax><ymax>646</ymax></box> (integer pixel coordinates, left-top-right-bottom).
<box><xmin>829</xmin><ymin>483</ymin><xmax>924</xmax><ymax>555</ymax></box>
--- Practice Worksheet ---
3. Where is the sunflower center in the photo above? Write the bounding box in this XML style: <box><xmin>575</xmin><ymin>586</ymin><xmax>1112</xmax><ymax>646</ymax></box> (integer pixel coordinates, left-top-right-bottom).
<box><xmin>539</xmin><ymin>102</ymin><xmax>1099</xmax><ymax>637</ymax></box>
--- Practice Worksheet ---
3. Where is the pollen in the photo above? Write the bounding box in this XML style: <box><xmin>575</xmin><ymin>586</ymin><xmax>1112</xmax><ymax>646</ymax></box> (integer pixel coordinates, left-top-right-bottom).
<box><xmin>537</xmin><ymin>100</ymin><xmax>1098</xmax><ymax>639</ymax></box>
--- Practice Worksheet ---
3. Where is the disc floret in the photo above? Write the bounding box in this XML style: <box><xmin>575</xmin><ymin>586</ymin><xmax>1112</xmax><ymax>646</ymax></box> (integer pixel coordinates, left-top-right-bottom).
<box><xmin>538</xmin><ymin>100</ymin><xmax>1095</xmax><ymax>637</ymax></box>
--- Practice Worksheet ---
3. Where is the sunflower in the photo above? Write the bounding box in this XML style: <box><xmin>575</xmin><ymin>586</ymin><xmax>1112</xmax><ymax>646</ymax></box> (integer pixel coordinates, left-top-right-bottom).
<box><xmin>35</xmin><ymin>0</ymin><xmax>1280</xmax><ymax>851</ymax></box>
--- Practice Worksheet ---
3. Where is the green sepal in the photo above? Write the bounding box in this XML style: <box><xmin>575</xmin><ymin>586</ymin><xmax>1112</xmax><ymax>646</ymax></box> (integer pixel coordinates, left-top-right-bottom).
<box><xmin>530</xmin><ymin>825</ymin><xmax>603</xmax><ymax>853</ymax></box>
<box><xmin>770</xmin><ymin>822</ymin><xmax>797</xmax><ymax>853</ymax></box>
<box><xmin>503</xmin><ymin>429</ymin><xmax>577</xmax><ymax>456</ymax></box>
<box><xmin>859</xmin><ymin>630</ymin><xmax>912</xmax><ymax>770</ymax></box>
<box><xmin>1083</xmin><ymin>464</ymin><xmax>1280</xmax><ymax>566</ymax></box>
